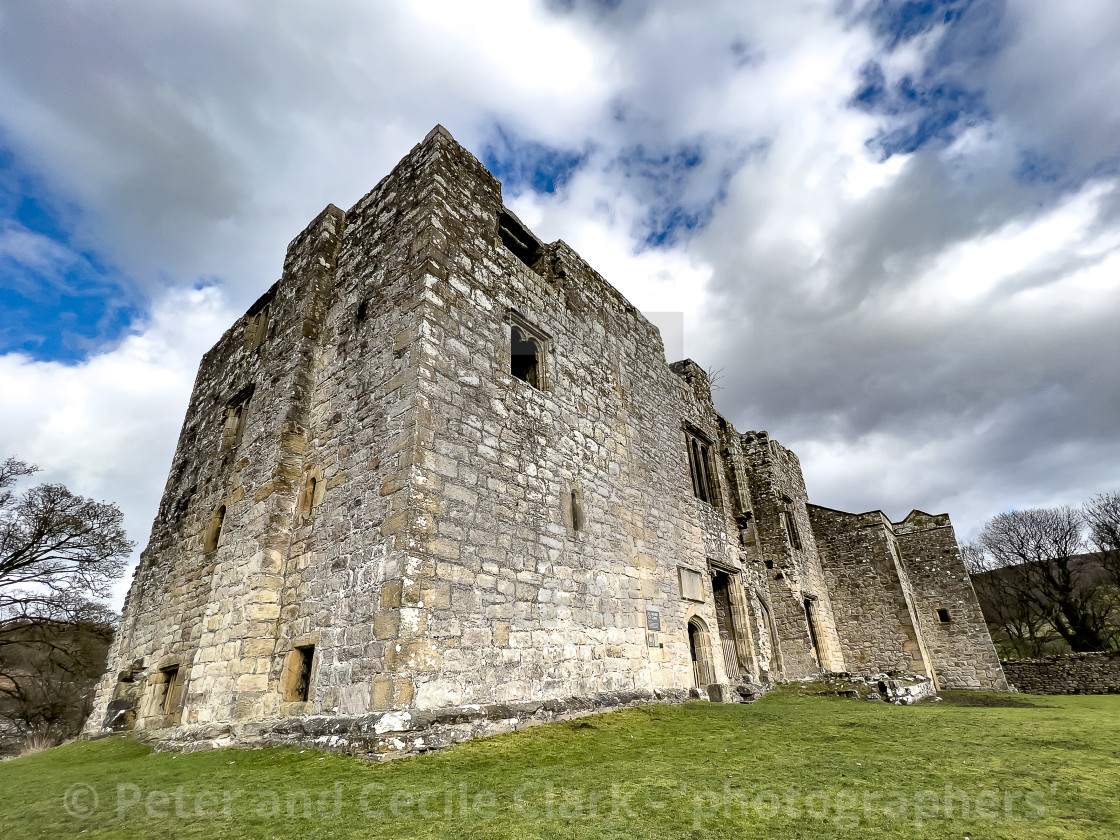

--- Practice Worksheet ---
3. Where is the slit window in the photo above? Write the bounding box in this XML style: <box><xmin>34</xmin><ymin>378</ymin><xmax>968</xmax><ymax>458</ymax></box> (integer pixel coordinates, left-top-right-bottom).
<box><xmin>203</xmin><ymin>505</ymin><xmax>225</xmax><ymax>553</ymax></box>
<box><xmin>569</xmin><ymin>488</ymin><xmax>585</xmax><ymax>532</ymax></box>
<box><xmin>781</xmin><ymin>511</ymin><xmax>803</xmax><ymax>551</ymax></box>
<box><xmin>936</xmin><ymin>608</ymin><xmax>952</xmax><ymax>624</ymax></box>
<box><xmin>684</xmin><ymin>430</ymin><xmax>719</xmax><ymax>506</ymax></box>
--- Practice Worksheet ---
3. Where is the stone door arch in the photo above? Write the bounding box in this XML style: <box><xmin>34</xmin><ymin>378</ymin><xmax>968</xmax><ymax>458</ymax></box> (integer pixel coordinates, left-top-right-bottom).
<box><xmin>687</xmin><ymin>617</ymin><xmax>716</xmax><ymax>688</ymax></box>
<box><xmin>755</xmin><ymin>594</ymin><xmax>784</xmax><ymax>681</ymax></box>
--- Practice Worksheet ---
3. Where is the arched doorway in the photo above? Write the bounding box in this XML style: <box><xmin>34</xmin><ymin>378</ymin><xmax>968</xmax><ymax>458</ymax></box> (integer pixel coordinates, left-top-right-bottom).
<box><xmin>687</xmin><ymin>617</ymin><xmax>715</xmax><ymax>688</ymax></box>
<box><xmin>755</xmin><ymin>595</ymin><xmax>783</xmax><ymax>681</ymax></box>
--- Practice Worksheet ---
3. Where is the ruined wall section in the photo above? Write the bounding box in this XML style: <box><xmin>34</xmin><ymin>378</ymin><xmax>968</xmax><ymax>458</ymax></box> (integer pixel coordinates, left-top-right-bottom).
<box><xmin>87</xmin><ymin>204</ymin><xmax>347</xmax><ymax>732</ymax></box>
<box><xmin>894</xmin><ymin>512</ymin><xmax>1007</xmax><ymax>689</ymax></box>
<box><xmin>739</xmin><ymin>434</ymin><xmax>844</xmax><ymax>677</ymax></box>
<box><xmin>808</xmin><ymin>506</ymin><xmax>931</xmax><ymax>678</ymax></box>
<box><xmin>670</xmin><ymin>362</ymin><xmax>762</xmax><ymax>686</ymax></box>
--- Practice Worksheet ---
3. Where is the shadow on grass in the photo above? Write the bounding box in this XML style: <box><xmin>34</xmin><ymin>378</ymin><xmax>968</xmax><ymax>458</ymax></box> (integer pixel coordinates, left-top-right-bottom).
<box><xmin>935</xmin><ymin>691</ymin><xmax>1051</xmax><ymax>708</ymax></box>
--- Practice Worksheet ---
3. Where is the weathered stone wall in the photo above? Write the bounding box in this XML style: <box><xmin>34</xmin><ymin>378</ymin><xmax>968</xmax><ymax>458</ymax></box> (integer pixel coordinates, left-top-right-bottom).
<box><xmin>894</xmin><ymin>512</ymin><xmax>1007</xmax><ymax>690</ymax></box>
<box><xmin>1001</xmin><ymin>652</ymin><xmax>1120</xmax><ymax>694</ymax></box>
<box><xmin>740</xmin><ymin>433</ymin><xmax>844</xmax><ymax>677</ymax></box>
<box><xmin>88</xmin><ymin>204</ymin><xmax>348</xmax><ymax>732</ymax></box>
<box><xmin>360</xmin><ymin>129</ymin><xmax>752</xmax><ymax>708</ymax></box>
<box><xmin>808</xmin><ymin>506</ymin><xmax>931</xmax><ymax>677</ymax></box>
<box><xmin>87</xmin><ymin>125</ymin><xmax>1012</xmax><ymax>751</ymax></box>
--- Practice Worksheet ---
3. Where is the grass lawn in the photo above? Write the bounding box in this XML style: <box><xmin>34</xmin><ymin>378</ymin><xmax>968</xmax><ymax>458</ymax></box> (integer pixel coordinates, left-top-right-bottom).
<box><xmin>0</xmin><ymin>688</ymin><xmax>1117</xmax><ymax>839</ymax></box>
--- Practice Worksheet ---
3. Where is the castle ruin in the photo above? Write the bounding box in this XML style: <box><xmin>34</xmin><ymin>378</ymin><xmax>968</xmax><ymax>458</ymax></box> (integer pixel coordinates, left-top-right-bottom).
<box><xmin>86</xmin><ymin>126</ymin><xmax>1006</xmax><ymax>755</ymax></box>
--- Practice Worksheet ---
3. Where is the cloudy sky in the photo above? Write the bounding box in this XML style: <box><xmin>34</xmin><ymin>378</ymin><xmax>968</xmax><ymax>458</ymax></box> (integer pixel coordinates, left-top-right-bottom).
<box><xmin>1</xmin><ymin>0</ymin><xmax>1118</xmax><ymax>607</ymax></box>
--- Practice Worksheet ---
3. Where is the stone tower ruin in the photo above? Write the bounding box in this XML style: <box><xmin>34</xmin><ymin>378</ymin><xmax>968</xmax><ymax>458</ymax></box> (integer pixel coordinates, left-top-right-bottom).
<box><xmin>86</xmin><ymin>126</ymin><xmax>1006</xmax><ymax>754</ymax></box>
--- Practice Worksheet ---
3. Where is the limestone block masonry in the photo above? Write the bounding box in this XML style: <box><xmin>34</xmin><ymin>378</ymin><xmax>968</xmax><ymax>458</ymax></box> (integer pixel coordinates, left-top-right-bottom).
<box><xmin>85</xmin><ymin>126</ymin><xmax>1007</xmax><ymax>756</ymax></box>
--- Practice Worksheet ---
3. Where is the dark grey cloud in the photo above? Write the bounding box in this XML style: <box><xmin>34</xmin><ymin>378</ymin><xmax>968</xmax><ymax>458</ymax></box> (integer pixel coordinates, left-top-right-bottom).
<box><xmin>1</xmin><ymin>0</ymin><xmax>1118</xmax><ymax>604</ymax></box>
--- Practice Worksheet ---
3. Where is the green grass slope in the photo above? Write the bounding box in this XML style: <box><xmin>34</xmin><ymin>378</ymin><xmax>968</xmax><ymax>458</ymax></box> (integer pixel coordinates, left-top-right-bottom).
<box><xmin>0</xmin><ymin>689</ymin><xmax>1117</xmax><ymax>839</ymax></box>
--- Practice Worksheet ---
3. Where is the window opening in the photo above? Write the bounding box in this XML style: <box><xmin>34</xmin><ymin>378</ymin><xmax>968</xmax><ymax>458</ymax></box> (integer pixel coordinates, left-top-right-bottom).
<box><xmin>295</xmin><ymin>647</ymin><xmax>314</xmax><ymax>701</ymax></box>
<box><xmin>936</xmin><ymin>608</ymin><xmax>951</xmax><ymax>624</ymax></box>
<box><xmin>284</xmin><ymin>646</ymin><xmax>315</xmax><ymax>702</ymax></box>
<box><xmin>245</xmin><ymin>288</ymin><xmax>275</xmax><ymax>352</ymax></box>
<box><xmin>498</xmin><ymin>209</ymin><xmax>542</xmax><ymax>270</ymax></box>
<box><xmin>782</xmin><ymin>511</ymin><xmax>803</xmax><ymax>550</ymax></box>
<box><xmin>161</xmin><ymin>667</ymin><xmax>180</xmax><ymax>714</ymax></box>
<box><xmin>684</xmin><ymin>429</ymin><xmax>720</xmax><ymax>506</ymax></box>
<box><xmin>804</xmin><ymin>597</ymin><xmax>821</xmax><ymax>661</ymax></box>
<box><xmin>511</xmin><ymin>326</ymin><xmax>541</xmax><ymax>388</ymax></box>
<box><xmin>570</xmin><ymin>489</ymin><xmax>584</xmax><ymax>531</ymax></box>
<box><xmin>203</xmin><ymin>506</ymin><xmax>225</xmax><ymax>553</ymax></box>
<box><xmin>220</xmin><ymin>385</ymin><xmax>254</xmax><ymax>453</ymax></box>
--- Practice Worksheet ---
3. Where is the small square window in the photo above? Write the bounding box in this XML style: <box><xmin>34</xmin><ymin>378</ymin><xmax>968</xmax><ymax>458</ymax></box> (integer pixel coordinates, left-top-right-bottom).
<box><xmin>936</xmin><ymin>608</ymin><xmax>951</xmax><ymax>624</ymax></box>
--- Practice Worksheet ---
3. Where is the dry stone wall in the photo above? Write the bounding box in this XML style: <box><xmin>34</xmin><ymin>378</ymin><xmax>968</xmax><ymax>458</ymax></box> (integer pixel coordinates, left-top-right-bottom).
<box><xmin>1002</xmin><ymin>652</ymin><xmax>1120</xmax><ymax>694</ymax></box>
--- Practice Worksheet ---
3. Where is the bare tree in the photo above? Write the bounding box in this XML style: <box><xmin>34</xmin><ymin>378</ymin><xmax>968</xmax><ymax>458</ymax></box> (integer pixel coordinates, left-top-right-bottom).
<box><xmin>0</xmin><ymin>456</ymin><xmax>131</xmax><ymax>745</ymax></box>
<box><xmin>964</xmin><ymin>541</ymin><xmax>1054</xmax><ymax>658</ymax></box>
<box><xmin>973</xmin><ymin>506</ymin><xmax>1117</xmax><ymax>653</ymax></box>
<box><xmin>1084</xmin><ymin>491</ymin><xmax>1120</xmax><ymax>575</ymax></box>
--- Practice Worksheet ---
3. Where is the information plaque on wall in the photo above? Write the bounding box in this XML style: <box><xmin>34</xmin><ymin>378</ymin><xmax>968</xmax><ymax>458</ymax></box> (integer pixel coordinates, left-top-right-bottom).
<box><xmin>645</xmin><ymin>606</ymin><xmax>661</xmax><ymax>632</ymax></box>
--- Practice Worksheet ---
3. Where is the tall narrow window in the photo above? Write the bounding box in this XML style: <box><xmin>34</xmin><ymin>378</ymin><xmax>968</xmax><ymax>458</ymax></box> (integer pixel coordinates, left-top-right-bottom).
<box><xmin>298</xmin><ymin>469</ymin><xmax>322</xmax><ymax>523</ymax></box>
<box><xmin>511</xmin><ymin>326</ymin><xmax>541</xmax><ymax>387</ymax></box>
<box><xmin>782</xmin><ymin>510</ymin><xmax>803</xmax><ymax>550</ymax></box>
<box><xmin>803</xmin><ymin>597</ymin><xmax>821</xmax><ymax>660</ymax></box>
<box><xmin>220</xmin><ymin>385</ymin><xmax>253</xmax><ymax>453</ymax></box>
<box><xmin>569</xmin><ymin>488</ymin><xmax>585</xmax><ymax>531</ymax></box>
<box><xmin>245</xmin><ymin>289</ymin><xmax>274</xmax><ymax>352</ymax></box>
<box><xmin>203</xmin><ymin>505</ymin><xmax>225</xmax><ymax>553</ymax></box>
<box><xmin>684</xmin><ymin>429</ymin><xmax>719</xmax><ymax>506</ymax></box>
<box><xmin>161</xmin><ymin>667</ymin><xmax>180</xmax><ymax>713</ymax></box>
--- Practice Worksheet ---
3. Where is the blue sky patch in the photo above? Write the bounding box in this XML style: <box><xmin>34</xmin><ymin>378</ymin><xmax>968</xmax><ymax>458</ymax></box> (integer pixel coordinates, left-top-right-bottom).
<box><xmin>0</xmin><ymin>147</ymin><xmax>143</xmax><ymax>363</ymax></box>
<box><xmin>481</xmin><ymin>125</ymin><xmax>587</xmax><ymax>198</ymax></box>
<box><xmin>614</xmin><ymin>140</ymin><xmax>758</xmax><ymax>249</ymax></box>
<box><xmin>848</xmin><ymin>0</ymin><xmax>1004</xmax><ymax>159</ymax></box>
